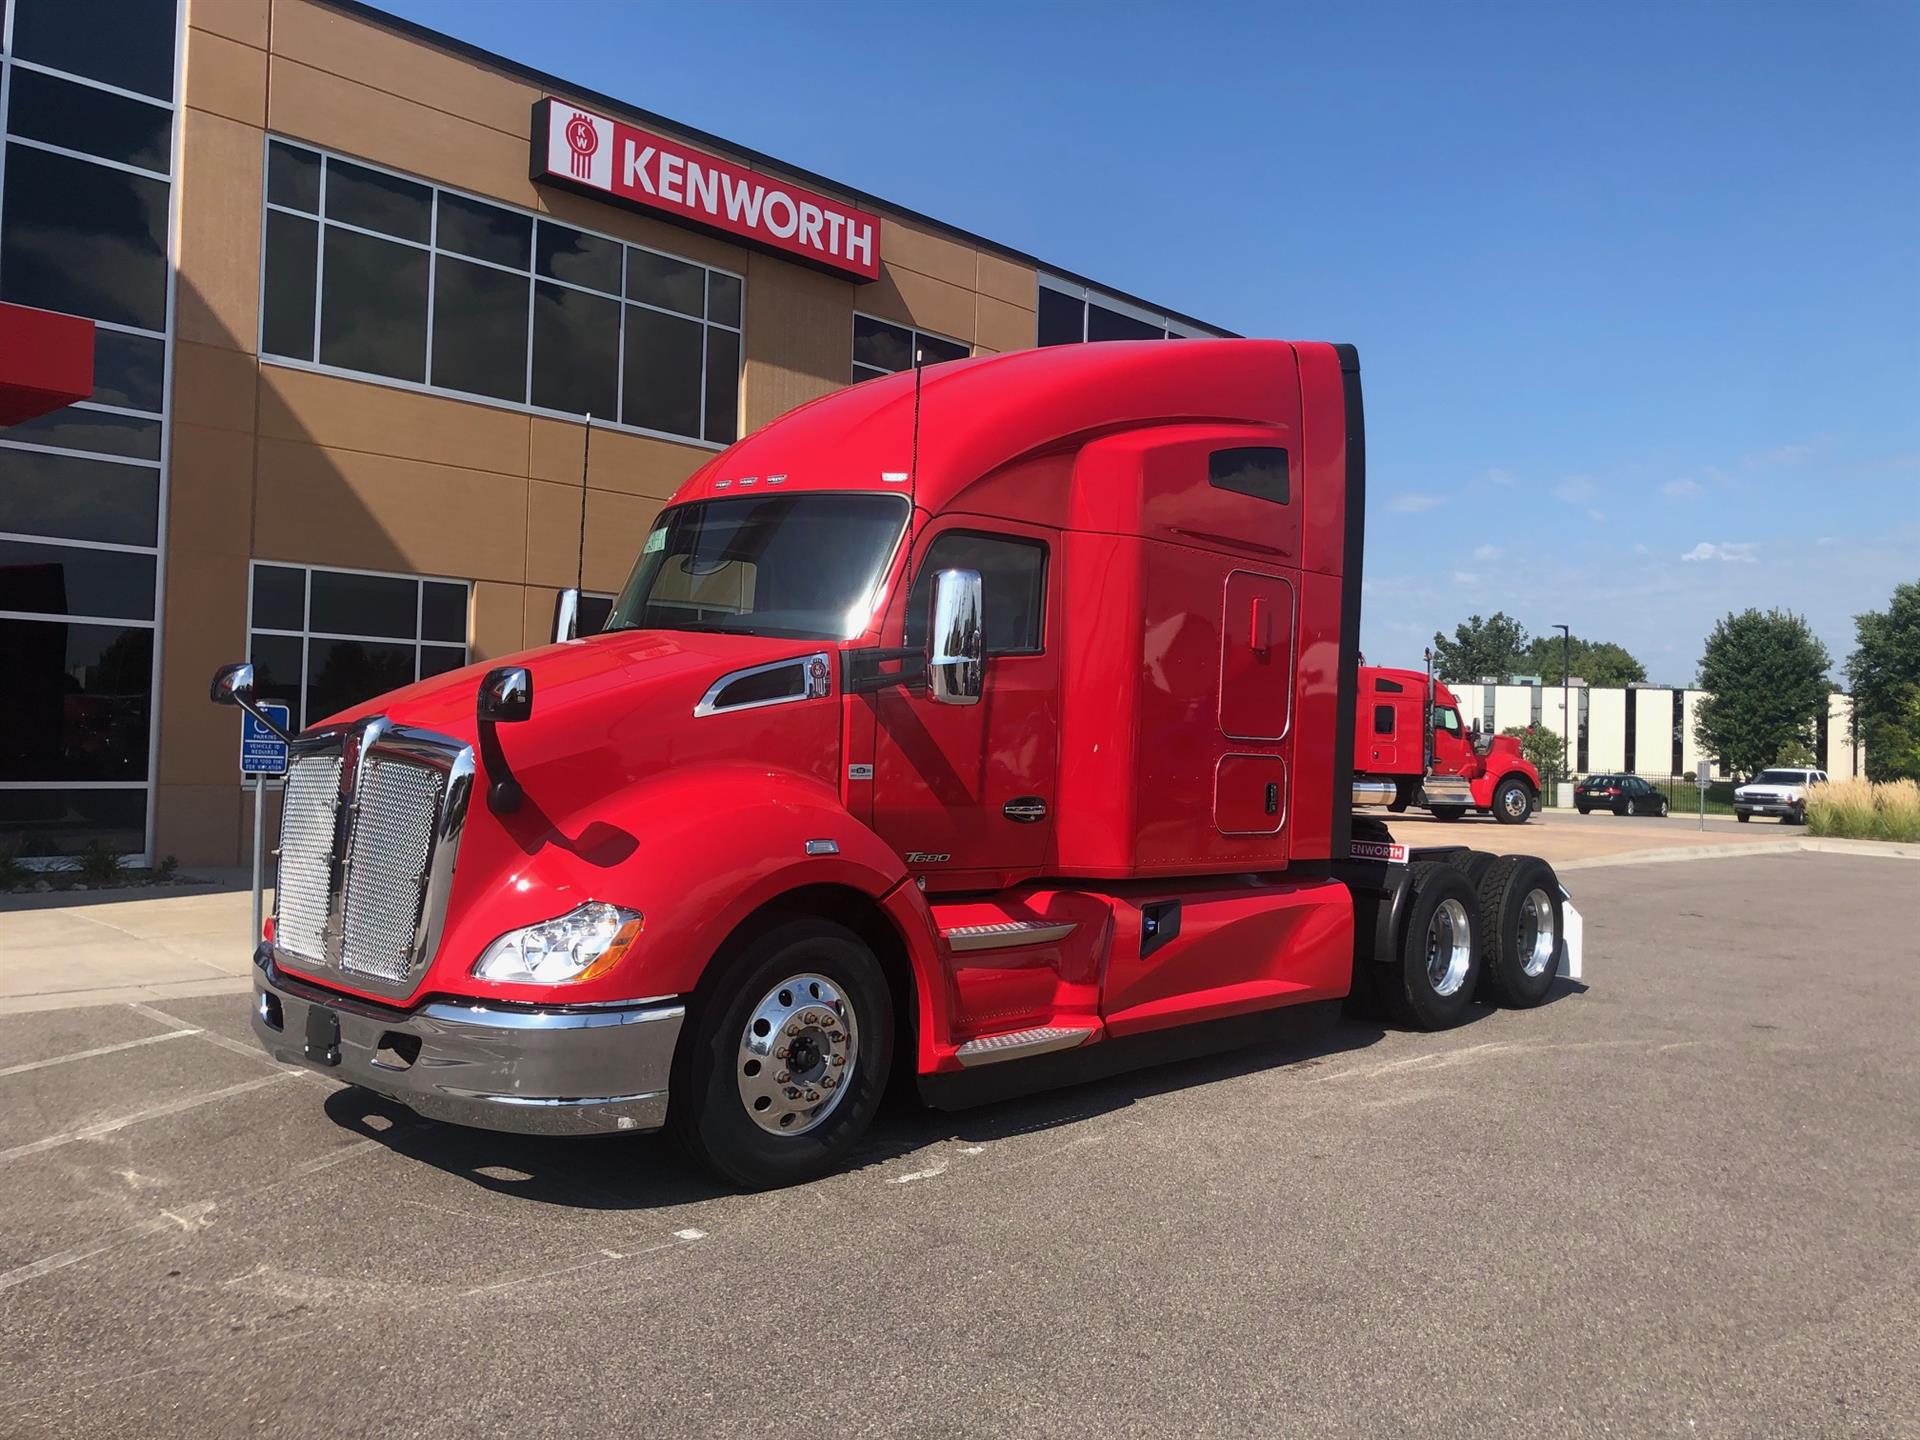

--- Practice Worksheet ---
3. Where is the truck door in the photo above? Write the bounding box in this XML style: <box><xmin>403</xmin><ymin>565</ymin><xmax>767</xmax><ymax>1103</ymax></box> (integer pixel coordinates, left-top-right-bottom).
<box><xmin>1367</xmin><ymin>699</ymin><xmax>1398</xmax><ymax>769</ymax></box>
<box><xmin>869</xmin><ymin>523</ymin><xmax>1057</xmax><ymax>889</ymax></box>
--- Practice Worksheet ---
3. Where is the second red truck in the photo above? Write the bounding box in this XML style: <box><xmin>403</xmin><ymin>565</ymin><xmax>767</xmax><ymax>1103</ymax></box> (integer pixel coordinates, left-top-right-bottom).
<box><xmin>216</xmin><ymin>338</ymin><xmax>1580</xmax><ymax>1188</ymax></box>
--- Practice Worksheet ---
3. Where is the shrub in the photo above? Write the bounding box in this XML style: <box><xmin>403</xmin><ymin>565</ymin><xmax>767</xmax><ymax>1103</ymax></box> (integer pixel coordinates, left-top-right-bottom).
<box><xmin>1806</xmin><ymin>778</ymin><xmax>1920</xmax><ymax>843</ymax></box>
<box><xmin>73</xmin><ymin>840</ymin><xmax>125</xmax><ymax>887</ymax></box>
<box><xmin>0</xmin><ymin>837</ymin><xmax>28</xmax><ymax>889</ymax></box>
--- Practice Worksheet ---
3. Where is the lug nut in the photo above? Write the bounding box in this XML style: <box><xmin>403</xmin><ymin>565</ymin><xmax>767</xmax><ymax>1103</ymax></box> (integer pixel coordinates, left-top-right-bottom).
<box><xmin>786</xmin><ymin>1086</ymin><xmax>802</xmax><ymax>1100</ymax></box>
<box><xmin>805</xmin><ymin>1090</ymin><xmax>820</xmax><ymax>1103</ymax></box>
<box><xmin>775</xmin><ymin>1070</ymin><xmax>790</xmax><ymax>1083</ymax></box>
<box><xmin>775</xmin><ymin>1046</ymin><xmax>789</xmax><ymax>1059</ymax></box>
<box><xmin>830</xmin><ymin>1031</ymin><xmax>846</xmax><ymax>1044</ymax></box>
<box><xmin>786</xmin><ymin>1022</ymin><xmax>801</xmax><ymax>1036</ymax></box>
<box><xmin>831</xmin><ymin>1054</ymin><xmax>846</xmax><ymax>1066</ymax></box>
<box><xmin>822</xmin><ymin>1075</ymin><xmax>838</xmax><ymax>1089</ymax></box>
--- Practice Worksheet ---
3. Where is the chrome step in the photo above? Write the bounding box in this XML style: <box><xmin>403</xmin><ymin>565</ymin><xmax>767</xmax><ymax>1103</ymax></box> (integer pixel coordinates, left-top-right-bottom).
<box><xmin>953</xmin><ymin>1025</ymin><xmax>1094</xmax><ymax>1067</ymax></box>
<box><xmin>941</xmin><ymin>920</ymin><xmax>1077</xmax><ymax>953</ymax></box>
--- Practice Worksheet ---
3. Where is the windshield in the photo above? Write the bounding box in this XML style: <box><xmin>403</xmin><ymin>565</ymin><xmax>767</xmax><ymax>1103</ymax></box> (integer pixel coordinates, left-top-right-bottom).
<box><xmin>606</xmin><ymin>493</ymin><xmax>908</xmax><ymax>640</ymax></box>
<box><xmin>1752</xmin><ymin>770</ymin><xmax>1805</xmax><ymax>785</ymax></box>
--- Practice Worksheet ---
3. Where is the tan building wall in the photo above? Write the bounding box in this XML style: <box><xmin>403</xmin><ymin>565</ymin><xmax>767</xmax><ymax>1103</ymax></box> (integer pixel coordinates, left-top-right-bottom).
<box><xmin>159</xmin><ymin>0</ymin><xmax>1040</xmax><ymax>863</ymax></box>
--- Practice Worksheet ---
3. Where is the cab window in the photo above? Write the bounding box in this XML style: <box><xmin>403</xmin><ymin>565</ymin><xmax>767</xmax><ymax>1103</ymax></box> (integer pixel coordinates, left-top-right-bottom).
<box><xmin>905</xmin><ymin>532</ymin><xmax>1047</xmax><ymax>655</ymax></box>
<box><xmin>1436</xmin><ymin>707</ymin><xmax>1463</xmax><ymax>735</ymax></box>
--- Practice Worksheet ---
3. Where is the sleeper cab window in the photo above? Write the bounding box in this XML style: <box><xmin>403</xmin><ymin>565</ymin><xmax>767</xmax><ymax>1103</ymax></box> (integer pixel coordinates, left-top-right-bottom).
<box><xmin>1208</xmin><ymin>447</ymin><xmax>1289</xmax><ymax>505</ymax></box>
<box><xmin>905</xmin><ymin>533</ymin><xmax>1047</xmax><ymax>656</ymax></box>
<box><xmin>1375</xmin><ymin>677</ymin><xmax>1404</xmax><ymax>693</ymax></box>
<box><xmin>1374</xmin><ymin>704</ymin><xmax>1396</xmax><ymax>735</ymax></box>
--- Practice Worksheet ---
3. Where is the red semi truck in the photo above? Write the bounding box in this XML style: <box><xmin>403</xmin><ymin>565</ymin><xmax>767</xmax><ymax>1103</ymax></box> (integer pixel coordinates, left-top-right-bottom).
<box><xmin>1356</xmin><ymin>664</ymin><xmax>1542</xmax><ymax>824</ymax></box>
<box><xmin>215</xmin><ymin>339</ymin><xmax>1580</xmax><ymax>1188</ymax></box>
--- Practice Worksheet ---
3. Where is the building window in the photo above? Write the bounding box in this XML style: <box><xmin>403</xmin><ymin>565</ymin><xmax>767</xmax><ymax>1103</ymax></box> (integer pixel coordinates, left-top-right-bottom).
<box><xmin>247</xmin><ymin>563</ymin><xmax>471</xmax><ymax>730</ymax></box>
<box><xmin>259</xmin><ymin>139</ymin><xmax>744</xmax><ymax>447</ymax></box>
<box><xmin>1577</xmin><ymin>688</ymin><xmax>1591</xmax><ymax>773</ymax></box>
<box><xmin>852</xmin><ymin>313</ymin><xmax>967</xmax><ymax>382</ymax></box>
<box><xmin>0</xmin><ymin>0</ymin><xmax>181</xmax><ymax>858</ymax></box>
<box><xmin>1036</xmin><ymin>274</ymin><xmax>1224</xmax><ymax>346</ymax></box>
<box><xmin>1672</xmin><ymin>690</ymin><xmax>1685</xmax><ymax>774</ymax></box>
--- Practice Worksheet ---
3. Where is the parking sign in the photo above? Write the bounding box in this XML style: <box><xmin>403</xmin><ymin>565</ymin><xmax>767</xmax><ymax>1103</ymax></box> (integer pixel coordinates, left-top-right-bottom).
<box><xmin>241</xmin><ymin>705</ymin><xmax>291</xmax><ymax>777</ymax></box>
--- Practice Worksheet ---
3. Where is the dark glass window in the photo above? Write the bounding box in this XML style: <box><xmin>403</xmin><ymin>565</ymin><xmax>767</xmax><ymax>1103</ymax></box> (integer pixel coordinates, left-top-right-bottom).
<box><xmin>3</xmin><ymin>407</ymin><xmax>162</xmax><ymax>460</ymax></box>
<box><xmin>251</xmin><ymin>565</ymin><xmax>306</xmax><ymax>631</ymax></box>
<box><xmin>626</xmin><ymin>249</ymin><xmax>705</xmax><ymax>316</ymax></box>
<box><xmin>622</xmin><ymin>305</ymin><xmax>702</xmax><ymax>438</ymax></box>
<box><xmin>92</xmin><ymin>329</ymin><xmax>165</xmax><ymax>412</ymax></box>
<box><xmin>0</xmin><ymin>787</ymin><xmax>146</xmax><ymax>859</ymax></box>
<box><xmin>536</xmin><ymin>220</ymin><xmax>621</xmax><ymax>294</ymax></box>
<box><xmin>1037</xmin><ymin>287</ymin><xmax>1084</xmax><ymax>347</ymax></box>
<box><xmin>420</xmin><ymin>581</ymin><xmax>467</xmax><ymax>643</ymax></box>
<box><xmin>260</xmin><ymin>211</ymin><xmax>318</xmax><ymax>359</ymax></box>
<box><xmin>247</xmin><ymin>632</ymin><xmax>303</xmax><ymax>721</ymax></box>
<box><xmin>267</xmin><ymin>141</ymin><xmax>320</xmax><ymax>213</ymax></box>
<box><xmin>431</xmin><ymin>255</ymin><xmax>528</xmax><ymax>403</ymax></box>
<box><xmin>704</xmin><ymin>328</ymin><xmax>740</xmax><ymax>445</ymax></box>
<box><xmin>1208</xmin><ymin>447</ymin><xmax>1290</xmax><ymax>506</ymax></box>
<box><xmin>419</xmin><ymin>645</ymin><xmax>465</xmax><ymax>679</ymax></box>
<box><xmin>918</xmin><ymin>334</ymin><xmax>969</xmax><ymax>366</ymax></box>
<box><xmin>0</xmin><ymin>618</ymin><xmax>152</xmax><ymax>781</ymax></box>
<box><xmin>0</xmin><ymin>449</ymin><xmax>159</xmax><ymax>546</ymax></box>
<box><xmin>309</xmin><ymin>569</ymin><xmax>416</xmax><ymax>639</ymax></box>
<box><xmin>306</xmin><ymin>638</ymin><xmax>413</xmax><ymax>725</ymax></box>
<box><xmin>5</xmin><ymin>67</ymin><xmax>171</xmax><ymax>173</ymax></box>
<box><xmin>531</xmin><ymin>281</ymin><xmax>618</xmax><ymax>418</ymax></box>
<box><xmin>577</xmin><ymin>593</ymin><xmax>615</xmax><ymax>635</ymax></box>
<box><xmin>1375</xmin><ymin>677</ymin><xmax>1404</xmax><ymax>694</ymax></box>
<box><xmin>906</xmin><ymin>532</ymin><xmax>1046</xmax><ymax>654</ymax></box>
<box><xmin>854</xmin><ymin>315</ymin><xmax>912</xmax><ymax>374</ymax></box>
<box><xmin>0</xmin><ymin>143</ymin><xmax>168</xmax><ymax>330</ymax></box>
<box><xmin>1087</xmin><ymin>302</ymin><xmax>1161</xmax><ymax>342</ymax></box>
<box><xmin>0</xmin><ymin>539</ymin><xmax>156</xmax><ymax>619</ymax></box>
<box><xmin>11</xmin><ymin>0</ymin><xmax>178</xmax><ymax>101</ymax></box>
<box><xmin>319</xmin><ymin>227</ymin><xmax>427</xmax><ymax>381</ymax></box>
<box><xmin>1374</xmin><ymin>705</ymin><xmax>1396</xmax><ymax>735</ymax></box>
<box><xmin>707</xmin><ymin>271</ymin><xmax>742</xmax><ymax>327</ymax></box>
<box><xmin>323</xmin><ymin>157</ymin><xmax>429</xmax><ymax>243</ymax></box>
<box><xmin>435</xmin><ymin>191</ymin><xmax>530</xmax><ymax>270</ymax></box>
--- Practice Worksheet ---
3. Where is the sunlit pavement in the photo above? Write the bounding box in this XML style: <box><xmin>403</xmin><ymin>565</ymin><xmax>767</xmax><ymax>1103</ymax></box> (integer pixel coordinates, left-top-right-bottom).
<box><xmin>1</xmin><ymin>852</ymin><xmax>1915</xmax><ymax>1438</ymax></box>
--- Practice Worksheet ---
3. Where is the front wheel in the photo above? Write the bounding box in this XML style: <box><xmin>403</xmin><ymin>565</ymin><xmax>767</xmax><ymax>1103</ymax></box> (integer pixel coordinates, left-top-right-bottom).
<box><xmin>670</xmin><ymin>916</ymin><xmax>894</xmax><ymax>1190</ymax></box>
<box><xmin>1386</xmin><ymin>862</ymin><xmax>1484</xmax><ymax>1031</ymax></box>
<box><xmin>1736</xmin><ymin>810</ymin><xmax>1751</xmax><ymax>823</ymax></box>
<box><xmin>1491</xmin><ymin>777</ymin><xmax>1534</xmax><ymax>825</ymax></box>
<box><xmin>1657</xmin><ymin>798</ymin><xmax>1670</xmax><ymax>817</ymax></box>
<box><xmin>1430</xmin><ymin>806</ymin><xmax>1466</xmax><ymax>822</ymax></box>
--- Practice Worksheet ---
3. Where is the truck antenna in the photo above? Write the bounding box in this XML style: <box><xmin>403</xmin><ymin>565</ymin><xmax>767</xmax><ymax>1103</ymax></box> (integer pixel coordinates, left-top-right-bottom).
<box><xmin>576</xmin><ymin>413</ymin><xmax>592</xmax><ymax>597</ymax></box>
<box><xmin>903</xmin><ymin>347</ymin><xmax>924</xmax><ymax>605</ymax></box>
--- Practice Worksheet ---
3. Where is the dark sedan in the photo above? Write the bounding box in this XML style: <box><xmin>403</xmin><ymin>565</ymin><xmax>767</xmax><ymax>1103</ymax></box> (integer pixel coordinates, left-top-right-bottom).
<box><xmin>1575</xmin><ymin>774</ymin><xmax>1670</xmax><ymax>817</ymax></box>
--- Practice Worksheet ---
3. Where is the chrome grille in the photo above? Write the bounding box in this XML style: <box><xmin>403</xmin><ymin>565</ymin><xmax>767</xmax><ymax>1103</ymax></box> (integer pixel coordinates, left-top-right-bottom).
<box><xmin>275</xmin><ymin>752</ymin><xmax>342</xmax><ymax>961</ymax></box>
<box><xmin>339</xmin><ymin>754</ymin><xmax>448</xmax><ymax>982</ymax></box>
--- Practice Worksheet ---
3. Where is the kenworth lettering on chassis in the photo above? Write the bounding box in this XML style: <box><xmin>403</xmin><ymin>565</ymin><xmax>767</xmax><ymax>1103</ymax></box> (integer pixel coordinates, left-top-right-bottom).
<box><xmin>213</xmin><ymin>340</ymin><xmax>1582</xmax><ymax>1189</ymax></box>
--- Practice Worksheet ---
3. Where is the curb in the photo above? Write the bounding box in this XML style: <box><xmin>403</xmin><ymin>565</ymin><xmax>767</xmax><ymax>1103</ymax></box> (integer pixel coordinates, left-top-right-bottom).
<box><xmin>1557</xmin><ymin>837</ymin><xmax>1920</xmax><ymax>872</ymax></box>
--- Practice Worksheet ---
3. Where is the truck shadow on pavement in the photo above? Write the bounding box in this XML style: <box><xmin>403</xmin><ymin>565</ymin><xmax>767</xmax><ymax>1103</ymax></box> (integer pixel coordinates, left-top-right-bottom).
<box><xmin>311</xmin><ymin>994</ymin><xmax>1572</xmax><ymax>1211</ymax></box>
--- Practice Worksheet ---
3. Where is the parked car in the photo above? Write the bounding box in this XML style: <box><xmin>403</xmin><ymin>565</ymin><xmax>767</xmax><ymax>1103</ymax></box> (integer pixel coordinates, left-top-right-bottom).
<box><xmin>1575</xmin><ymin>774</ymin><xmax>1670</xmax><ymax>817</ymax></box>
<box><xmin>1733</xmin><ymin>767</ymin><xmax>1825</xmax><ymax>824</ymax></box>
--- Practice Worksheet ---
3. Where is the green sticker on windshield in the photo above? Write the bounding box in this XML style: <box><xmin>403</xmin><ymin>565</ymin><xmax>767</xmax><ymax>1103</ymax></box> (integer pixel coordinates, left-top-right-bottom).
<box><xmin>642</xmin><ymin>527</ymin><xmax>666</xmax><ymax>555</ymax></box>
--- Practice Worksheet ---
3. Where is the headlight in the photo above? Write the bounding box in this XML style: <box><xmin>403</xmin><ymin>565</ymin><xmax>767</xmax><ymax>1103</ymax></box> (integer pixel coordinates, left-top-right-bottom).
<box><xmin>472</xmin><ymin>901</ymin><xmax>643</xmax><ymax>985</ymax></box>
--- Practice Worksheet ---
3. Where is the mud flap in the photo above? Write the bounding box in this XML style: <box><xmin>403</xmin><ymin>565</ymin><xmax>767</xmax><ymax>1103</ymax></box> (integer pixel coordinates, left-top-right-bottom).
<box><xmin>1558</xmin><ymin>893</ymin><xmax>1584</xmax><ymax>981</ymax></box>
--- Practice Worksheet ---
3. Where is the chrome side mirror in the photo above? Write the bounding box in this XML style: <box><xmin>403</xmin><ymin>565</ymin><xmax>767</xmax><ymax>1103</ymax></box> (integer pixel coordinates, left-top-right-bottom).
<box><xmin>927</xmin><ymin>568</ymin><xmax>983</xmax><ymax>706</ymax></box>
<box><xmin>209</xmin><ymin>662</ymin><xmax>293</xmax><ymax>741</ymax></box>
<box><xmin>551</xmin><ymin>587</ymin><xmax>580</xmax><ymax>643</ymax></box>
<box><xmin>477</xmin><ymin>666</ymin><xmax>534</xmax><ymax>723</ymax></box>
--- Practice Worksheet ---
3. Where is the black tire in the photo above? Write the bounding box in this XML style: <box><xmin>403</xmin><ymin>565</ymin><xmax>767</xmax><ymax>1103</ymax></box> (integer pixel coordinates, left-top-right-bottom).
<box><xmin>1576</xmin><ymin>804</ymin><xmax>1591</xmax><ymax>816</ymax></box>
<box><xmin>1612</xmin><ymin>800</ymin><xmax>1629</xmax><ymax>816</ymax></box>
<box><xmin>1385</xmin><ymin>862</ymin><xmax>1483</xmax><ymax>1031</ymax></box>
<box><xmin>1474</xmin><ymin>856</ymin><xmax>1563</xmax><ymax>1008</ymax></box>
<box><xmin>1430</xmin><ymin>806</ymin><xmax>1466</xmax><ymax>822</ymax></box>
<box><xmin>1787</xmin><ymin>804</ymin><xmax>1805</xmax><ymax>825</ymax></box>
<box><xmin>1657</xmin><ymin>798</ymin><xmax>1670</xmax><ymax>818</ymax></box>
<box><xmin>669</xmin><ymin>916</ymin><xmax>894</xmax><ymax>1190</ymax></box>
<box><xmin>1491</xmin><ymin>776</ymin><xmax>1533</xmax><ymax>826</ymax></box>
<box><xmin>1736</xmin><ymin>811</ymin><xmax>1750</xmax><ymax>823</ymax></box>
<box><xmin>1448</xmin><ymin>848</ymin><xmax>1499</xmax><ymax>890</ymax></box>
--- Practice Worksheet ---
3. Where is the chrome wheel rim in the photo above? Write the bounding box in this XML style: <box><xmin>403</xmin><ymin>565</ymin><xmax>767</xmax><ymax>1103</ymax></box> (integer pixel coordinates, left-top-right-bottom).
<box><xmin>736</xmin><ymin>973</ymin><xmax>857</xmax><ymax>1136</ymax></box>
<box><xmin>1425</xmin><ymin>898</ymin><xmax>1472</xmax><ymax>997</ymax></box>
<box><xmin>1518</xmin><ymin>887</ymin><xmax>1557</xmax><ymax>977</ymax></box>
<box><xmin>1502</xmin><ymin>785</ymin><xmax>1528</xmax><ymax>818</ymax></box>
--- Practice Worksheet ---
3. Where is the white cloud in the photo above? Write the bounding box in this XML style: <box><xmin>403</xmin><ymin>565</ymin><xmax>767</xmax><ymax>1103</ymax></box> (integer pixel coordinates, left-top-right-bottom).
<box><xmin>1553</xmin><ymin>476</ymin><xmax>1595</xmax><ymax>504</ymax></box>
<box><xmin>1745</xmin><ymin>443</ymin><xmax>1814</xmax><ymax>469</ymax></box>
<box><xmin>1681</xmin><ymin>541</ymin><xmax>1758</xmax><ymax>563</ymax></box>
<box><xmin>1389</xmin><ymin>493</ymin><xmax>1446</xmax><ymax>513</ymax></box>
<box><xmin>1633</xmin><ymin>543</ymin><xmax>1652</xmax><ymax>555</ymax></box>
<box><xmin>1586</xmin><ymin>508</ymin><xmax>1607</xmax><ymax>522</ymax></box>
<box><xmin>1484</xmin><ymin>468</ymin><xmax>1515</xmax><ymax>487</ymax></box>
<box><xmin>1472</xmin><ymin>543</ymin><xmax>1500</xmax><ymax>561</ymax></box>
<box><xmin>1451</xmin><ymin>571</ymin><xmax>1482</xmax><ymax>586</ymax></box>
<box><xmin>1663</xmin><ymin>478</ymin><xmax>1705</xmax><ymax>499</ymax></box>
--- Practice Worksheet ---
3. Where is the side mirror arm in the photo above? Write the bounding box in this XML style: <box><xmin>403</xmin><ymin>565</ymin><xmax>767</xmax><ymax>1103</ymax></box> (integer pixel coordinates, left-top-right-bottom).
<box><xmin>476</xmin><ymin>666</ymin><xmax>533</xmax><ymax>813</ymax></box>
<box><xmin>208</xmin><ymin>662</ymin><xmax>292</xmax><ymax>742</ymax></box>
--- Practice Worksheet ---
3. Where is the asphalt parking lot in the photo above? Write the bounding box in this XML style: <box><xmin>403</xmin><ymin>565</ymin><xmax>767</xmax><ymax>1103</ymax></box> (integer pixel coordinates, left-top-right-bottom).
<box><xmin>2</xmin><ymin>851</ymin><xmax>1915</xmax><ymax>1438</ymax></box>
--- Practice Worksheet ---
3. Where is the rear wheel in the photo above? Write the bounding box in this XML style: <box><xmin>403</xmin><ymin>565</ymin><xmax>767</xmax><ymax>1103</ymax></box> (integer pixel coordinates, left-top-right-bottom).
<box><xmin>1475</xmin><ymin>856</ymin><xmax>1562</xmax><ymax>1008</ymax></box>
<box><xmin>1491</xmin><ymin>777</ymin><xmax>1533</xmax><ymax>825</ymax></box>
<box><xmin>1613</xmin><ymin>800</ymin><xmax>1629</xmax><ymax>816</ymax></box>
<box><xmin>1386</xmin><ymin>862</ymin><xmax>1483</xmax><ymax>1031</ymax></box>
<box><xmin>1430</xmin><ymin>806</ymin><xmax>1466</xmax><ymax>822</ymax></box>
<box><xmin>670</xmin><ymin>916</ymin><xmax>893</xmax><ymax>1190</ymax></box>
<box><xmin>1576</xmin><ymin>804</ymin><xmax>1591</xmax><ymax>815</ymax></box>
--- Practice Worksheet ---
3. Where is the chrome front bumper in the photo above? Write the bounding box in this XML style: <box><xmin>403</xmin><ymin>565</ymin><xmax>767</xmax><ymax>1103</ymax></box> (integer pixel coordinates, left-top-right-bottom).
<box><xmin>250</xmin><ymin>950</ymin><xmax>685</xmax><ymax>1136</ymax></box>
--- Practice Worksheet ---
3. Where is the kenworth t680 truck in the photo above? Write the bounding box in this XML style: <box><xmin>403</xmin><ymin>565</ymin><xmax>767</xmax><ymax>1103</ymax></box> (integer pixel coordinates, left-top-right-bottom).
<box><xmin>1355</xmin><ymin>664</ymin><xmax>1542</xmax><ymax>824</ymax></box>
<box><xmin>214</xmin><ymin>339</ymin><xmax>1579</xmax><ymax>1189</ymax></box>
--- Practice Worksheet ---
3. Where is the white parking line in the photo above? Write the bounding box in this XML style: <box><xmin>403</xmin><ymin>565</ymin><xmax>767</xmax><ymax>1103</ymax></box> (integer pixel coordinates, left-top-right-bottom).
<box><xmin>0</xmin><ymin>1072</ymin><xmax>299</xmax><ymax>1165</ymax></box>
<box><xmin>0</xmin><ymin>1202</ymin><xmax>217</xmax><ymax>1294</ymax></box>
<box><xmin>0</xmin><ymin>1029</ymin><xmax>199</xmax><ymax>1079</ymax></box>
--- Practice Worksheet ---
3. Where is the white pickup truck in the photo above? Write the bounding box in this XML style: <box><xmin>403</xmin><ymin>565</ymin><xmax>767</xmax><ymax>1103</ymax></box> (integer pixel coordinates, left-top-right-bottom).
<box><xmin>1733</xmin><ymin>767</ymin><xmax>1827</xmax><ymax>824</ymax></box>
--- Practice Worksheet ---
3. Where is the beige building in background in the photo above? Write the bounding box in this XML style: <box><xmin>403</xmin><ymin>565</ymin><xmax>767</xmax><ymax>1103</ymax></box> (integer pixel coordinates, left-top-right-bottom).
<box><xmin>0</xmin><ymin>0</ymin><xmax>1224</xmax><ymax>865</ymax></box>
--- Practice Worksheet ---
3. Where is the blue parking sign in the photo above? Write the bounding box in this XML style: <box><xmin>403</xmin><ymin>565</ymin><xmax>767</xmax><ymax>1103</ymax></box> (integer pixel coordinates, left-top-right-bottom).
<box><xmin>240</xmin><ymin>705</ymin><xmax>291</xmax><ymax>777</ymax></box>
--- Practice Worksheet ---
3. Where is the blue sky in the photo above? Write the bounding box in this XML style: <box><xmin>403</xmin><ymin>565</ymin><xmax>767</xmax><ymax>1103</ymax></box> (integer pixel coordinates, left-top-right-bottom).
<box><xmin>383</xmin><ymin>0</ymin><xmax>1918</xmax><ymax>686</ymax></box>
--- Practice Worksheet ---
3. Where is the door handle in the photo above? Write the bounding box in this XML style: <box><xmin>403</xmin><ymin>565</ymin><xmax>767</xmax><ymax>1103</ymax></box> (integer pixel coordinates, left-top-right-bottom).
<box><xmin>1249</xmin><ymin>596</ymin><xmax>1270</xmax><ymax>656</ymax></box>
<box><xmin>1264</xmin><ymin>782</ymin><xmax>1279</xmax><ymax>816</ymax></box>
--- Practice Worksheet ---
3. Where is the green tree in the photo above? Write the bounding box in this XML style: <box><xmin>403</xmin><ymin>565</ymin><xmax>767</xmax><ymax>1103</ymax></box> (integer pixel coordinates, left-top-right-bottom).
<box><xmin>1846</xmin><ymin>579</ymin><xmax>1920</xmax><ymax>782</ymax></box>
<box><xmin>1502</xmin><ymin>724</ymin><xmax>1566</xmax><ymax>789</ymax></box>
<box><xmin>1693</xmin><ymin>608</ymin><xmax>1832</xmax><ymax>778</ymax></box>
<box><xmin>1522</xmin><ymin>635</ymin><xmax>1648</xmax><ymax>688</ymax></box>
<box><xmin>1432</xmin><ymin>611</ymin><xmax>1529</xmax><ymax>683</ymax></box>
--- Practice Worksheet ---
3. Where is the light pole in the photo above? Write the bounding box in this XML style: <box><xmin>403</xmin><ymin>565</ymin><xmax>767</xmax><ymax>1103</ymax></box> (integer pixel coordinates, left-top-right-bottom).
<box><xmin>1554</xmin><ymin>623</ymin><xmax>1571</xmax><ymax>801</ymax></box>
